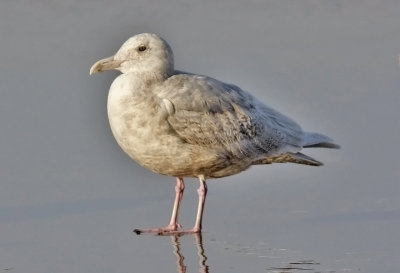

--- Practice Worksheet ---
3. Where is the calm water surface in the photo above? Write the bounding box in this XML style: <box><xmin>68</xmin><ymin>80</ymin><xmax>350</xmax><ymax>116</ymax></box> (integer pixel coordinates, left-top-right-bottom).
<box><xmin>1</xmin><ymin>0</ymin><xmax>399</xmax><ymax>272</ymax></box>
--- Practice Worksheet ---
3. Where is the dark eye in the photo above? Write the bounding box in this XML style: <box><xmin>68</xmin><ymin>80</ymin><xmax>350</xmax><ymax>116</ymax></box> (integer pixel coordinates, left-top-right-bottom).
<box><xmin>138</xmin><ymin>45</ymin><xmax>147</xmax><ymax>52</ymax></box>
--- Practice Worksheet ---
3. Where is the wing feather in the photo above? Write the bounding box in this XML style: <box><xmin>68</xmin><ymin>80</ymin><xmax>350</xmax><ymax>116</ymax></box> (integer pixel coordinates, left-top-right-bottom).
<box><xmin>155</xmin><ymin>73</ymin><xmax>304</xmax><ymax>160</ymax></box>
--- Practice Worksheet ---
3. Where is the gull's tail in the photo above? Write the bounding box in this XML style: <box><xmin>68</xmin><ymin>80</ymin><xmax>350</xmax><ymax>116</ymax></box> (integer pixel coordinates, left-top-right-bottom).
<box><xmin>302</xmin><ymin>132</ymin><xmax>340</xmax><ymax>149</ymax></box>
<box><xmin>256</xmin><ymin>152</ymin><xmax>324</xmax><ymax>166</ymax></box>
<box><xmin>254</xmin><ymin>132</ymin><xmax>339</xmax><ymax>166</ymax></box>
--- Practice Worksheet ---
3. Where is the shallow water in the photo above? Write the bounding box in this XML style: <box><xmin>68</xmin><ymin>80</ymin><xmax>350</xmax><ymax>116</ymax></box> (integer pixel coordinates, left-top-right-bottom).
<box><xmin>1</xmin><ymin>0</ymin><xmax>399</xmax><ymax>272</ymax></box>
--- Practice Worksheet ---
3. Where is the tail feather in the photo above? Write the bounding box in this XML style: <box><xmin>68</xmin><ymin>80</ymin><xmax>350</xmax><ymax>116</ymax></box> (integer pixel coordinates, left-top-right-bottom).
<box><xmin>253</xmin><ymin>132</ymin><xmax>339</xmax><ymax>167</ymax></box>
<box><xmin>254</xmin><ymin>152</ymin><xmax>323</xmax><ymax>166</ymax></box>
<box><xmin>303</xmin><ymin>132</ymin><xmax>340</xmax><ymax>149</ymax></box>
<box><xmin>303</xmin><ymin>142</ymin><xmax>340</xmax><ymax>149</ymax></box>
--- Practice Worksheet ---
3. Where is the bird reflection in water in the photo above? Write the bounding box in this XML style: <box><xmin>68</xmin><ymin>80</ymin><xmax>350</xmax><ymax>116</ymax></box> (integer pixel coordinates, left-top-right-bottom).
<box><xmin>170</xmin><ymin>233</ymin><xmax>209</xmax><ymax>273</ymax></box>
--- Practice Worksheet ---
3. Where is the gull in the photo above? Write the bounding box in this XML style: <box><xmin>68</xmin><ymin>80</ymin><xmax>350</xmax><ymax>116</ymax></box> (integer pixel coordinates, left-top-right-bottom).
<box><xmin>90</xmin><ymin>33</ymin><xmax>339</xmax><ymax>235</ymax></box>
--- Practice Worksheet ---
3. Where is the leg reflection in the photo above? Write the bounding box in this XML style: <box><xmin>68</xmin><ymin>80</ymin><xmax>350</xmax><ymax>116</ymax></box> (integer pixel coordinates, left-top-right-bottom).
<box><xmin>194</xmin><ymin>233</ymin><xmax>208</xmax><ymax>273</ymax></box>
<box><xmin>171</xmin><ymin>234</ymin><xmax>186</xmax><ymax>273</ymax></box>
<box><xmin>170</xmin><ymin>233</ymin><xmax>209</xmax><ymax>273</ymax></box>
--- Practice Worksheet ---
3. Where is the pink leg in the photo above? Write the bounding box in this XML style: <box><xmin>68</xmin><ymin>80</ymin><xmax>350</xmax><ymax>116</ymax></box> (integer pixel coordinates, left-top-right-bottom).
<box><xmin>191</xmin><ymin>175</ymin><xmax>207</xmax><ymax>233</ymax></box>
<box><xmin>168</xmin><ymin>177</ymin><xmax>185</xmax><ymax>229</ymax></box>
<box><xmin>134</xmin><ymin>175</ymin><xmax>207</xmax><ymax>235</ymax></box>
<box><xmin>134</xmin><ymin>177</ymin><xmax>185</xmax><ymax>234</ymax></box>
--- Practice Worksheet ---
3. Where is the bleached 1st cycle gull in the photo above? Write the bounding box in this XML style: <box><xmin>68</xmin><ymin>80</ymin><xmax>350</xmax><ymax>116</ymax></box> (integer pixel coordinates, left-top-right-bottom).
<box><xmin>90</xmin><ymin>33</ymin><xmax>339</xmax><ymax>235</ymax></box>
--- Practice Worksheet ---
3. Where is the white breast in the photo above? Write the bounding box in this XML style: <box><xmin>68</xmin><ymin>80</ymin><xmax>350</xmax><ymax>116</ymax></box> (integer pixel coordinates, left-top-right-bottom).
<box><xmin>106</xmin><ymin>74</ymin><xmax>193</xmax><ymax>174</ymax></box>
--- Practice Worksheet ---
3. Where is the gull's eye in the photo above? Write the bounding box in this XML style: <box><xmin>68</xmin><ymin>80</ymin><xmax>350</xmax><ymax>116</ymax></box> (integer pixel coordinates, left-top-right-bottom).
<box><xmin>138</xmin><ymin>45</ymin><xmax>147</xmax><ymax>52</ymax></box>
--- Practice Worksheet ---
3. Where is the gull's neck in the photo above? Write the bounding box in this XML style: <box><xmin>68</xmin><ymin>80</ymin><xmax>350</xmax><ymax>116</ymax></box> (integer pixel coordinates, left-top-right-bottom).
<box><xmin>124</xmin><ymin>69</ymin><xmax>173</xmax><ymax>84</ymax></box>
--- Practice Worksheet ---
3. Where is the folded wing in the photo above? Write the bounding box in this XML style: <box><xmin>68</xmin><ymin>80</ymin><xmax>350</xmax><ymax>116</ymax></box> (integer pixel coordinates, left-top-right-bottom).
<box><xmin>156</xmin><ymin>74</ymin><xmax>305</xmax><ymax>163</ymax></box>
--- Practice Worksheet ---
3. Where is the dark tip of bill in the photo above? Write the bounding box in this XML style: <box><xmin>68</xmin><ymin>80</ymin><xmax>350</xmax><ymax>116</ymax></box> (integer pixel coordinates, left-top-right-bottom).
<box><xmin>133</xmin><ymin>229</ymin><xmax>142</xmax><ymax>235</ymax></box>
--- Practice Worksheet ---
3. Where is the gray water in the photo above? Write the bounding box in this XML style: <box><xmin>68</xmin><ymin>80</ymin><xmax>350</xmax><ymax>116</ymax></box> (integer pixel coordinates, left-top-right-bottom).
<box><xmin>1</xmin><ymin>1</ymin><xmax>399</xmax><ymax>272</ymax></box>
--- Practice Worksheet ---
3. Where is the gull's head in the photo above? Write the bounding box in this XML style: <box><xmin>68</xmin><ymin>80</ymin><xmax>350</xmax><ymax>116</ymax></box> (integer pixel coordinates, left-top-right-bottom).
<box><xmin>90</xmin><ymin>33</ymin><xmax>174</xmax><ymax>76</ymax></box>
